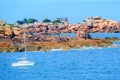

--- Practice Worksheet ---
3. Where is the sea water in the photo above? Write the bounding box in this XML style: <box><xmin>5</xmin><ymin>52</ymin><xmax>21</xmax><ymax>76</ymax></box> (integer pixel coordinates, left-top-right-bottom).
<box><xmin>90</xmin><ymin>33</ymin><xmax>120</xmax><ymax>39</ymax></box>
<box><xmin>0</xmin><ymin>46</ymin><xmax>120</xmax><ymax>80</ymax></box>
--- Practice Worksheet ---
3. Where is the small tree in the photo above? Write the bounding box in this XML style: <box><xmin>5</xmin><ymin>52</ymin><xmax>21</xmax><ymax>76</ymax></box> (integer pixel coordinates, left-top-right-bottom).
<box><xmin>23</xmin><ymin>18</ymin><xmax>28</xmax><ymax>23</ymax></box>
<box><xmin>27</xmin><ymin>18</ymin><xmax>38</xmax><ymax>23</ymax></box>
<box><xmin>16</xmin><ymin>18</ymin><xmax>38</xmax><ymax>24</ymax></box>
<box><xmin>16</xmin><ymin>20</ymin><xmax>23</xmax><ymax>24</ymax></box>
<box><xmin>8</xmin><ymin>24</ymin><xmax>14</xmax><ymax>27</ymax></box>
<box><xmin>52</xmin><ymin>19</ymin><xmax>61</xmax><ymax>24</ymax></box>
<box><xmin>42</xmin><ymin>18</ymin><xmax>51</xmax><ymax>22</ymax></box>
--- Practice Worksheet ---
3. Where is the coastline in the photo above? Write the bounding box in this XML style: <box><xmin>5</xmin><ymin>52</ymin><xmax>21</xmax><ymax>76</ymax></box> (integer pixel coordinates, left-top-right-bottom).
<box><xmin>0</xmin><ymin>38</ymin><xmax>113</xmax><ymax>52</ymax></box>
<box><xmin>0</xmin><ymin>16</ymin><xmax>120</xmax><ymax>52</ymax></box>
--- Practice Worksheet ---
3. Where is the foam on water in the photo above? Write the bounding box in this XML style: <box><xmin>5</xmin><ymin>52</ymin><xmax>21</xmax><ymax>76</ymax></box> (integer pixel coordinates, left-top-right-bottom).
<box><xmin>108</xmin><ymin>41</ymin><xmax>120</xmax><ymax>48</ymax></box>
<box><xmin>50</xmin><ymin>49</ymin><xmax>63</xmax><ymax>51</ymax></box>
<box><xmin>81</xmin><ymin>46</ymin><xmax>102</xmax><ymax>50</ymax></box>
<box><xmin>70</xmin><ymin>46</ymin><xmax>102</xmax><ymax>51</ymax></box>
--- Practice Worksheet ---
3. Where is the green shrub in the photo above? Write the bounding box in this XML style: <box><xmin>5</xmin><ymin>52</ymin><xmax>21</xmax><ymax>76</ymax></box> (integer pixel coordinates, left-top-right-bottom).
<box><xmin>27</xmin><ymin>18</ymin><xmax>38</xmax><ymax>23</ymax></box>
<box><xmin>16</xmin><ymin>18</ymin><xmax>38</xmax><ymax>24</ymax></box>
<box><xmin>42</xmin><ymin>18</ymin><xmax>51</xmax><ymax>22</ymax></box>
<box><xmin>52</xmin><ymin>19</ymin><xmax>61</xmax><ymax>24</ymax></box>
<box><xmin>8</xmin><ymin>24</ymin><xmax>14</xmax><ymax>27</ymax></box>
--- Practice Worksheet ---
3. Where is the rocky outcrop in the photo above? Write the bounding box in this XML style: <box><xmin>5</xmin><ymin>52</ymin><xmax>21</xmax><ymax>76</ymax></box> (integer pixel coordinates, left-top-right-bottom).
<box><xmin>0</xmin><ymin>16</ymin><xmax>119</xmax><ymax>43</ymax></box>
<box><xmin>76</xmin><ymin>26</ymin><xmax>91</xmax><ymax>40</ymax></box>
<box><xmin>0</xmin><ymin>24</ymin><xmax>12</xmax><ymax>37</ymax></box>
<box><xmin>13</xmin><ymin>27</ymin><xmax>21</xmax><ymax>36</ymax></box>
<box><xmin>0</xmin><ymin>20</ymin><xmax>6</xmax><ymax>26</ymax></box>
<box><xmin>4</xmin><ymin>25</ymin><xmax>12</xmax><ymax>36</ymax></box>
<box><xmin>68</xmin><ymin>24</ymin><xmax>79</xmax><ymax>33</ymax></box>
<box><xmin>82</xmin><ymin>16</ymin><xmax>120</xmax><ymax>33</ymax></box>
<box><xmin>30</xmin><ymin>33</ymin><xmax>70</xmax><ymax>43</ymax></box>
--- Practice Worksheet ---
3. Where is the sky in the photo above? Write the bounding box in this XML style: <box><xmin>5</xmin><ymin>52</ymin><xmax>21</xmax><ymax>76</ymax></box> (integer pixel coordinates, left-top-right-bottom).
<box><xmin>0</xmin><ymin>0</ymin><xmax>120</xmax><ymax>23</ymax></box>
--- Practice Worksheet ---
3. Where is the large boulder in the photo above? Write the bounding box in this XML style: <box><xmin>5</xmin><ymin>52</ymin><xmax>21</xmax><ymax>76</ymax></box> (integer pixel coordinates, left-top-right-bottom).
<box><xmin>82</xmin><ymin>16</ymin><xmax>120</xmax><ymax>33</ymax></box>
<box><xmin>76</xmin><ymin>26</ymin><xmax>91</xmax><ymax>40</ymax></box>
<box><xmin>68</xmin><ymin>24</ymin><xmax>78</xmax><ymax>33</ymax></box>
<box><xmin>41</xmin><ymin>26</ymin><xmax>48</xmax><ymax>32</ymax></box>
<box><xmin>0</xmin><ymin>20</ymin><xmax>6</xmax><ymax>26</ymax></box>
<box><xmin>34</xmin><ymin>22</ymin><xmax>42</xmax><ymax>26</ymax></box>
<box><xmin>13</xmin><ymin>27</ymin><xmax>21</xmax><ymax>36</ymax></box>
<box><xmin>35</xmin><ymin>27</ymin><xmax>42</xmax><ymax>33</ymax></box>
<box><xmin>76</xmin><ymin>30</ymin><xmax>91</xmax><ymax>40</ymax></box>
<box><xmin>0</xmin><ymin>24</ymin><xmax>12</xmax><ymax>37</ymax></box>
<box><xmin>4</xmin><ymin>24</ymin><xmax>12</xmax><ymax>36</ymax></box>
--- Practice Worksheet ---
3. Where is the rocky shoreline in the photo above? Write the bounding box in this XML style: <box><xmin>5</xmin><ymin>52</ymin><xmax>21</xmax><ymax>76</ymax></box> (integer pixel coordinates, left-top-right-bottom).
<box><xmin>0</xmin><ymin>16</ymin><xmax>120</xmax><ymax>52</ymax></box>
<box><xmin>0</xmin><ymin>38</ymin><xmax>114</xmax><ymax>52</ymax></box>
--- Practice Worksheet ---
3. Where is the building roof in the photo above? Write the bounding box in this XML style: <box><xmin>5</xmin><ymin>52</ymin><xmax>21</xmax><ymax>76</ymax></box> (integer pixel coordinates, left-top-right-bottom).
<box><xmin>93</xmin><ymin>16</ymin><xmax>102</xmax><ymax>19</ymax></box>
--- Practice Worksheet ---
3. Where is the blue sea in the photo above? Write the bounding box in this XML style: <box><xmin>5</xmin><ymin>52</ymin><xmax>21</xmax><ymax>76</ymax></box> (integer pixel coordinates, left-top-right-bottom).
<box><xmin>0</xmin><ymin>33</ymin><xmax>120</xmax><ymax>80</ymax></box>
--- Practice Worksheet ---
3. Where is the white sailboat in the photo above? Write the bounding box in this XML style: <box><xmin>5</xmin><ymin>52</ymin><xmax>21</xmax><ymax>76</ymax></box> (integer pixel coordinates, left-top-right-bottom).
<box><xmin>11</xmin><ymin>32</ymin><xmax>34</xmax><ymax>67</ymax></box>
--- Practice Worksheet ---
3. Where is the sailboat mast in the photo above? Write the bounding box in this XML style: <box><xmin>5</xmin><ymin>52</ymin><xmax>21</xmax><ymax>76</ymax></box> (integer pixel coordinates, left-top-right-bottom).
<box><xmin>24</xmin><ymin>32</ymin><xmax>27</xmax><ymax>58</ymax></box>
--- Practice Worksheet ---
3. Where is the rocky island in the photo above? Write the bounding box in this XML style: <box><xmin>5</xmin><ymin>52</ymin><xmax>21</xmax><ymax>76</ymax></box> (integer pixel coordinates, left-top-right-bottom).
<box><xmin>0</xmin><ymin>16</ymin><xmax>120</xmax><ymax>52</ymax></box>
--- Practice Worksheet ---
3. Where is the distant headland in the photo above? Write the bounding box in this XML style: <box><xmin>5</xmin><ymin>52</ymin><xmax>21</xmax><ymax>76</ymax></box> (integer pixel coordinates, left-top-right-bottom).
<box><xmin>0</xmin><ymin>16</ymin><xmax>120</xmax><ymax>52</ymax></box>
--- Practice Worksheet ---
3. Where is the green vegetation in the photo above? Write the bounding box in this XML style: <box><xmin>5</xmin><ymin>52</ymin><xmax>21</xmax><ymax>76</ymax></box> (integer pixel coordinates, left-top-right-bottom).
<box><xmin>52</xmin><ymin>19</ymin><xmax>61</xmax><ymax>24</ymax></box>
<box><xmin>13</xmin><ymin>17</ymin><xmax>66</xmax><ymax>25</ymax></box>
<box><xmin>8</xmin><ymin>24</ymin><xmax>14</xmax><ymax>27</ymax></box>
<box><xmin>42</xmin><ymin>18</ymin><xmax>51</xmax><ymax>22</ymax></box>
<box><xmin>27</xmin><ymin>18</ymin><xmax>38</xmax><ymax>23</ymax></box>
<box><xmin>42</xmin><ymin>18</ymin><xmax>62</xmax><ymax>24</ymax></box>
<box><xmin>16</xmin><ymin>20</ymin><xmax>23</xmax><ymax>24</ymax></box>
<box><xmin>16</xmin><ymin>18</ymin><xmax>38</xmax><ymax>24</ymax></box>
<box><xmin>23</xmin><ymin>18</ymin><xmax>28</xmax><ymax>23</ymax></box>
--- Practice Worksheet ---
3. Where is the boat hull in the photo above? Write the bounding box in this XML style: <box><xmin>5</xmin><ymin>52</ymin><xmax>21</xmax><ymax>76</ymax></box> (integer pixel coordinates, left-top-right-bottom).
<box><xmin>12</xmin><ymin>61</ymin><xmax>34</xmax><ymax>67</ymax></box>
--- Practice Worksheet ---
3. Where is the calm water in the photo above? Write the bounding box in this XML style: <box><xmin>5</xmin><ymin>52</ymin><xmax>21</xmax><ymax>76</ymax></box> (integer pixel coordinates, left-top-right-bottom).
<box><xmin>53</xmin><ymin>33</ymin><xmax>120</xmax><ymax>39</ymax></box>
<box><xmin>90</xmin><ymin>33</ymin><xmax>120</xmax><ymax>39</ymax></box>
<box><xmin>0</xmin><ymin>33</ymin><xmax>120</xmax><ymax>80</ymax></box>
<box><xmin>0</xmin><ymin>46</ymin><xmax>120</xmax><ymax>80</ymax></box>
